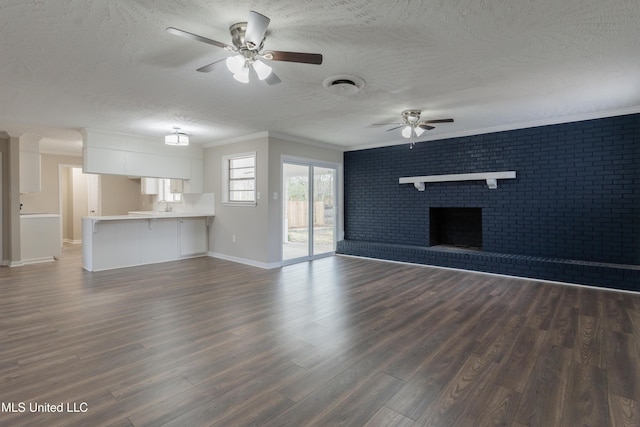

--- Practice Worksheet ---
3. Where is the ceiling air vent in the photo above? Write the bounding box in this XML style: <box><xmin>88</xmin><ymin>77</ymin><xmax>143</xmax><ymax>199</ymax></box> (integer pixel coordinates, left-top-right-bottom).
<box><xmin>323</xmin><ymin>75</ymin><xmax>365</xmax><ymax>95</ymax></box>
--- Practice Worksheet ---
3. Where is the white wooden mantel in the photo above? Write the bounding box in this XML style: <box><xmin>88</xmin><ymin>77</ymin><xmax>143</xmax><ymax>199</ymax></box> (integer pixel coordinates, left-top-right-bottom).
<box><xmin>399</xmin><ymin>171</ymin><xmax>516</xmax><ymax>191</ymax></box>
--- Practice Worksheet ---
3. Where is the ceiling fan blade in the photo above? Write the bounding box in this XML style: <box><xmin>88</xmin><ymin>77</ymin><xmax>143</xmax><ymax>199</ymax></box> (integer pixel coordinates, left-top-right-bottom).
<box><xmin>265</xmin><ymin>71</ymin><xmax>281</xmax><ymax>86</ymax></box>
<box><xmin>418</xmin><ymin>123</ymin><xmax>436</xmax><ymax>130</ymax></box>
<box><xmin>166</xmin><ymin>27</ymin><xmax>235</xmax><ymax>51</ymax></box>
<box><xmin>245</xmin><ymin>11</ymin><xmax>270</xmax><ymax>50</ymax></box>
<box><xmin>196</xmin><ymin>58</ymin><xmax>227</xmax><ymax>73</ymax></box>
<box><xmin>370</xmin><ymin>122</ymin><xmax>401</xmax><ymax>127</ymax></box>
<box><xmin>423</xmin><ymin>118</ymin><xmax>454</xmax><ymax>124</ymax></box>
<box><xmin>263</xmin><ymin>50</ymin><xmax>323</xmax><ymax>65</ymax></box>
<box><xmin>386</xmin><ymin>125</ymin><xmax>404</xmax><ymax>132</ymax></box>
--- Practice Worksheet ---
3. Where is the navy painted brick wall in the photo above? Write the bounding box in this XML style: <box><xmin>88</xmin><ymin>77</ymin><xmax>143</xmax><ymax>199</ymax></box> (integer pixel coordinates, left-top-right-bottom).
<box><xmin>341</xmin><ymin>113</ymin><xmax>640</xmax><ymax>289</ymax></box>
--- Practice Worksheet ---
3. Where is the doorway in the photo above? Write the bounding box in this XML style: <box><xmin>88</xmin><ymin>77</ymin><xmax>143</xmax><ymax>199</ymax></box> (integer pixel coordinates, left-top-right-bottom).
<box><xmin>282</xmin><ymin>160</ymin><xmax>337</xmax><ymax>264</ymax></box>
<box><xmin>59</xmin><ymin>165</ymin><xmax>100</xmax><ymax>244</ymax></box>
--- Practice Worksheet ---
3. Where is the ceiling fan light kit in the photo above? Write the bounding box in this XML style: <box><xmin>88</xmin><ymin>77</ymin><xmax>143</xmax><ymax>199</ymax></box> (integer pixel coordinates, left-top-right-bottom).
<box><xmin>401</xmin><ymin>125</ymin><xmax>425</xmax><ymax>139</ymax></box>
<box><xmin>225</xmin><ymin>54</ymin><xmax>272</xmax><ymax>82</ymax></box>
<box><xmin>252</xmin><ymin>59</ymin><xmax>273</xmax><ymax>80</ymax></box>
<box><xmin>225</xmin><ymin>55</ymin><xmax>244</xmax><ymax>74</ymax></box>
<box><xmin>233</xmin><ymin>67</ymin><xmax>250</xmax><ymax>83</ymax></box>
<box><xmin>165</xmin><ymin>127</ymin><xmax>189</xmax><ymax>146</ymax></box>
<box><xmin>373</xmin><ymin>110</ymin><xmax>454</xmax><ymax>148</ymax></box>
<box><xmin>401</xmin><ymin>126</ymin><xmax>412</xmax><ymax>138</ymax></box>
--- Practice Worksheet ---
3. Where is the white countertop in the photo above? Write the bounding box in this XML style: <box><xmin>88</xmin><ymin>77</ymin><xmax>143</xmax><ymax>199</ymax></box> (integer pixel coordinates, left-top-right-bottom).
<box><xmin>83</xmin><ymin>212</ymin><xmax>214</xmax><ymax>221</ymax></box>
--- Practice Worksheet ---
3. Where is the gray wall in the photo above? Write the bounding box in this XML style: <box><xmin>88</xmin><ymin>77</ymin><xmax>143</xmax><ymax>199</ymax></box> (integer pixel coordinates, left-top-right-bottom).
<box><xmin>20</xmin><ymin>154</ymin><xmax>81</xmax><ymax>214</ymax></box>
<box><xmin>100</xmin><ymin>174</ymin><xmax>144</xmax><ymax>216</ymax></box>
<box><xmin>205</xmin><ymin>135</ymin><xmax>271</xmax><ymax>265</ymax></box>
<box><xmin>0</xmin><ymin>133</ymin><xmax>20</xmax><ymax>264</ymax></box>
<box><xmin>205</xmin><ymin>134</ymin><xmax>343</xmax><ymax>267</ymax></box>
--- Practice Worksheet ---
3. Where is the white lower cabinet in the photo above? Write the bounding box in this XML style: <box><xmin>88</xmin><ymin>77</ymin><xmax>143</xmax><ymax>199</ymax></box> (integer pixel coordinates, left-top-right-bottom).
<box><xmin>141</xmin><ymin>219</ymin><xmax>180</xmax><ymax>263</ymax></box>
<box><xmin>179</xmin><ymin>218</ymin><xmax>208</xmax><ymax>257</ymax></box>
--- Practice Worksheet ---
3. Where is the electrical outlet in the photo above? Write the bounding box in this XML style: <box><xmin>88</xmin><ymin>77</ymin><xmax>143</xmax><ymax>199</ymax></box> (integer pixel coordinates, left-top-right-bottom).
<box><xmin>232</xmin><ymin>234</ymin><xmax>236</xmax><ymax>243</ymax></box>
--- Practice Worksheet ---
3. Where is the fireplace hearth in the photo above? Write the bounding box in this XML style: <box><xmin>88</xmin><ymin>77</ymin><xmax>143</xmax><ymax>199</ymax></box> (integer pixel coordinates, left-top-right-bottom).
<box><xmin>430</xmin><ymin>208</ymin><xmax>482</xmax><ymax>250</ymax></box>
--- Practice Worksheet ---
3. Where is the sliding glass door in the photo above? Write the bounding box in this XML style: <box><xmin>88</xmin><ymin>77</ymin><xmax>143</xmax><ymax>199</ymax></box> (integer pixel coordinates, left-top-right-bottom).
<box><xmin>282</xmin><ymin>160</ymin><xmax>337</xmax><ymax>263</ymax></box>
<box><xmin>312</xmin><ymin>166</ymin><xmax>336</xmax><ymax>257</ymax></box>
<box><xmin>283</xmin><ymin>163</ymin><xmax>310</xmax><ymax>260</ymax></box>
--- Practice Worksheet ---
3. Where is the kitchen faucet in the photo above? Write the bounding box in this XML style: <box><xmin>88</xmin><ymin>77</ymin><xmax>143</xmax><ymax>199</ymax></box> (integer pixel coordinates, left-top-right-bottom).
<box><xmin>157</xmin><ymin>200</ymin><xmax>172</xmax><ymax>212</ymax></box>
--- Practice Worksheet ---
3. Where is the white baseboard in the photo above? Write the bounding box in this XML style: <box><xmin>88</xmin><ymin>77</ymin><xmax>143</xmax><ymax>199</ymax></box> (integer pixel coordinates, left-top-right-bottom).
<box><xmin>11</xmin><ymin>256</ymin><xmax>56</xmax><ymax>267</ymax></box>
<box><xmin>208</xmin><ymin>252</ymin><xmax>281</xmax><ymax>269</ymax></box>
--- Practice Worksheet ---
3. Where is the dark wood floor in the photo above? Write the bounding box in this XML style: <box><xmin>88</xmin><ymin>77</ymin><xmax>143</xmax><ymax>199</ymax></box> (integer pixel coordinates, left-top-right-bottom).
<box><xmin>1</xmin><ymin>245</ymin><xmax>640</xmax><ymax>426</ymax></box>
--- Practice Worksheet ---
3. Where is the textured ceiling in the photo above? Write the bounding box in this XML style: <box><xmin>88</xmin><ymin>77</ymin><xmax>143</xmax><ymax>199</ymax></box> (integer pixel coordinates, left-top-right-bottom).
<box><xmin>0</xmin><ymin>0</ymin><xmax>639</xmax><ymax>153</ymax></box>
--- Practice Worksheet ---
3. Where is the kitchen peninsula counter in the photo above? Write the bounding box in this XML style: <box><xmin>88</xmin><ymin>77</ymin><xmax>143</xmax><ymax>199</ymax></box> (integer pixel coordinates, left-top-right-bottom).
<box><xmin>82</xmin><ymin>212</ymin><xmax>214</xmax><ymax>271</ymax></box>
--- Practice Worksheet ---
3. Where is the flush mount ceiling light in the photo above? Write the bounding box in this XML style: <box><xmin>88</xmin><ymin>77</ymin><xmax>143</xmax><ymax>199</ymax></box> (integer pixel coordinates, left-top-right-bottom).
<box><xmin>165</xmin><ymin>127</ymin><xmax>189</xmax><ymax>146</ymax></box>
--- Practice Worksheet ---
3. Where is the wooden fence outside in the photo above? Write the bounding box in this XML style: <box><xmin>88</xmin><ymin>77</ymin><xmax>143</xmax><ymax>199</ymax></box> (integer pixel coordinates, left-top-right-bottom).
<box><xmin>287</xmin><ymin>201</ymin><xmax>325</xmax><ymax>228</ymax></box>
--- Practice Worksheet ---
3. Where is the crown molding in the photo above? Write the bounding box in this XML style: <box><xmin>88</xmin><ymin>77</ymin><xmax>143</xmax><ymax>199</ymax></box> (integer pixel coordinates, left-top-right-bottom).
<box><xmin>347</xmin><ymin>106</ymin><xmax>640</xmax><ymax>151</ymax></box>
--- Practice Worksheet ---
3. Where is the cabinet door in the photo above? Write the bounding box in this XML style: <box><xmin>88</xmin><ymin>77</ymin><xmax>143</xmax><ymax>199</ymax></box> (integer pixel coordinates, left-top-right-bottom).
<box><xmin>141</xmin><ymin>177</ymin><xmax>158</xmax><ymax>195</ymax></box>
<box><xmin>183</xmin><ymin>159</ymin><xmax>203</xmax><ymax>193</ymax></box>
<box><xmin>170</xmin><ymin>179</ymin><xmax>184</xmax><ymax>194</ymax></box>
<box><xmin>179</xmin><ymin>218</ymin><xmax>208</xmax><ymax>257</ymax></box>
<box><xmin>140</xmin><ymin>218</ymin><xmax>179</xmax><ymax>263</ymax></box>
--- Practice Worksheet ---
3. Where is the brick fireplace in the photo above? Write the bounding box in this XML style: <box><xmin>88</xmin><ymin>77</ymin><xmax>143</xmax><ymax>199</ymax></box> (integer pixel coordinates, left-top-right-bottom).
<box><xmin>338</xmin><ymin>113</ymin><xmax>640</xmax><ymax>291</ymax></box>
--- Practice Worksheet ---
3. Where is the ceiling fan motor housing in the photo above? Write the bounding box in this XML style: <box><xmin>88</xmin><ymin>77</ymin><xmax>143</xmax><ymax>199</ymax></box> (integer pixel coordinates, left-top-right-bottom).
<box><xmin>229</xmin><ymin>22</ymin><xmax>265</xmax><ymax>51</ymax></box>
<box><xmin>402</xmin><ymin>109</ymin><xmax>421</xmax><ymax>124</ymax></box>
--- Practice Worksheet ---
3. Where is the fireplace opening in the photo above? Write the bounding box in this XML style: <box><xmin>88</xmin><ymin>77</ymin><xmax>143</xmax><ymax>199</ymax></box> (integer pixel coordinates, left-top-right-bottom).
<box><xmin>430</xmin><ymin>208</ymin><xmax>482</xmax><ymax>250</ymax></box>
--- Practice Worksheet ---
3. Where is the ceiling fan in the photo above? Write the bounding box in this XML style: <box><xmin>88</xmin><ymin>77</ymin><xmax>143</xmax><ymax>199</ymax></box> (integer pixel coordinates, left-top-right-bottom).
<box><xmin>166</xmin><ymin>10</ymin><xmax>323</xmax><ymax>85</ymax></box>
<box><xmin>374</xmin><ymin>110</ymin><xmax>454</xmax><ymax>139</ymax></box>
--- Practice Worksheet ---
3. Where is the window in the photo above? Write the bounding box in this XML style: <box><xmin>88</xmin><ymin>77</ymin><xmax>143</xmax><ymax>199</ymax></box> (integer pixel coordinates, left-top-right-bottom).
<box><xmin>223</xmin><ymin>152</ymin><xmax>256</xmax><ymax>205</ymax></box>
<box><xmin>158</xmin><ymin>178</ymin><xmax>181</xmax><ymax>203</ymax></box>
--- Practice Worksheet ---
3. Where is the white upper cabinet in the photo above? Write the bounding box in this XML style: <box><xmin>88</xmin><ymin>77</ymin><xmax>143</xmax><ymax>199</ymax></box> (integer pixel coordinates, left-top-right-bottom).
<box><xmin>82</xmin><ymin>129</ymin><xmax>203</xmax><ymax>189</ymax></box>
<box><xmin>182</xmin><ymin>159</ymin><xmax>203</xmax><ymax>193</ymax></box>
<box><xmin>169</xmin><ymin>179</ymin><xmax>184</xmax><ymax>194</ymax></box>
<box><xmin>141</xmin><ymin>177</ymin><xmax>159</xmax><ymax>195</ymax></box>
